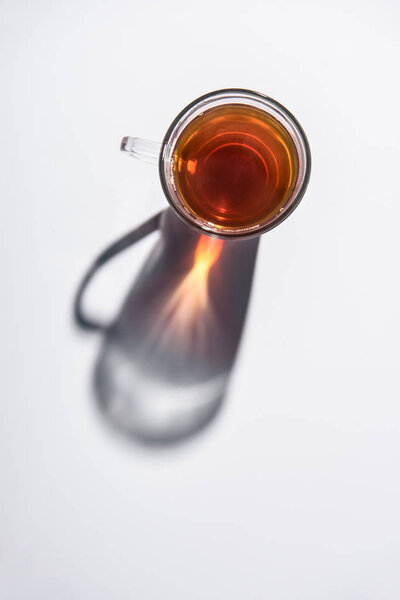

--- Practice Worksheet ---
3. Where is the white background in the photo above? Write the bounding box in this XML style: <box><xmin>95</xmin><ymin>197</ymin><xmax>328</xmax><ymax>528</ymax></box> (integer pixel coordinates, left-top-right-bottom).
<box><xmin>1</xmin><ymin>0</ymin><xmax>400</xmax><ymax>598</ymax></box>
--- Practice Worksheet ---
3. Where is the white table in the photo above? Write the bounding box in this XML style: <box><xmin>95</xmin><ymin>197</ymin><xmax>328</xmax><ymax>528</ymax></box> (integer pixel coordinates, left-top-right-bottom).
<box><xmin>1</xmin><ymin>1</ymin><xmax>399</xmax><ymax>598</ymax></box>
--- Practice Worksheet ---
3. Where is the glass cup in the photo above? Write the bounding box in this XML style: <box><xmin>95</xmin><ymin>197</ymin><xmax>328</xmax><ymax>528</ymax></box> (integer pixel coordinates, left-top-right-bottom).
<box><xmin>121</xmin><ymin>88</ymin><xmax>311</xmax><ymax>240</ymax></box>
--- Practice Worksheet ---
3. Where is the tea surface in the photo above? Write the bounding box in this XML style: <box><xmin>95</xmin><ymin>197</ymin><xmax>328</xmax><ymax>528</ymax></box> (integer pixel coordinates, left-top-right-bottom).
<box><xmin>173</xmin><ymin>104</ymin><xmax>298</xmax><ymax>229</ymax></box>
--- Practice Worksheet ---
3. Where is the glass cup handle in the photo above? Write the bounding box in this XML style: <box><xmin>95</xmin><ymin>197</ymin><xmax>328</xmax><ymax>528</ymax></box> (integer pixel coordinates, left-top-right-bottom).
<box><xmin>120</xmin><ymin>137</ymin><xmax>161</xmax><ymax>165</ymax></box>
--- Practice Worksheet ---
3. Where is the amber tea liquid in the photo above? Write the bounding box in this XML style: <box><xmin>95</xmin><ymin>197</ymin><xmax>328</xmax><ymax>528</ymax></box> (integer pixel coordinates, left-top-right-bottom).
<box><xmin>173</xmin><ymin>104</ymin><xmax>299</xmax><ymax>230</ymax></box>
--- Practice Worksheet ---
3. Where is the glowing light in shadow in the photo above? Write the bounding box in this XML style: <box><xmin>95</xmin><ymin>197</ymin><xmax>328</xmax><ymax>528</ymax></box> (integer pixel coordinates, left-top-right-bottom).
<box><xmin>148</xmin><ymin>235</ymin><xmax>223</xmax><ymax>351</ymax></box>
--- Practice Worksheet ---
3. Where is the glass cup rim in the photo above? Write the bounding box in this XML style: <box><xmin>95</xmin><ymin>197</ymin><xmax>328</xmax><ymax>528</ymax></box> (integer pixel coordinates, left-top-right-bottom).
<box><xmin>159</xmin><ymin>88</ymin><xmax>311</xmax><ymax>240</ymax></box>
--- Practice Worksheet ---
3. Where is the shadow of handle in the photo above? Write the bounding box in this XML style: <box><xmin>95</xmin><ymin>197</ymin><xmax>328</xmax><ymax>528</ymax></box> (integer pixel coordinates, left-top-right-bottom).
<box><xmin>73</xmin><ymin>211</ymin><xmax>163</xmax><ymax>332</ymax></box>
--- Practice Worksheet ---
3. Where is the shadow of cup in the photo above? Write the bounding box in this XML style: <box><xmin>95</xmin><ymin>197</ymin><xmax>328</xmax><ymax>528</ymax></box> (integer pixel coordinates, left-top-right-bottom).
<box><xmin>76</xmin><ymin>209</ymin><xmax>259</xmax><ymax>445</ymax></box>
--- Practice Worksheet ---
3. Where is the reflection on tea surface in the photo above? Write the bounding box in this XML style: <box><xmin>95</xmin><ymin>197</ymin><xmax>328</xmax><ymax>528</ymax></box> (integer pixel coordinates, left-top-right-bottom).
<box><xmin>174</xmin><ymin>104</ymin><xmax>298</xmax><ymax>230</ymax></box>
